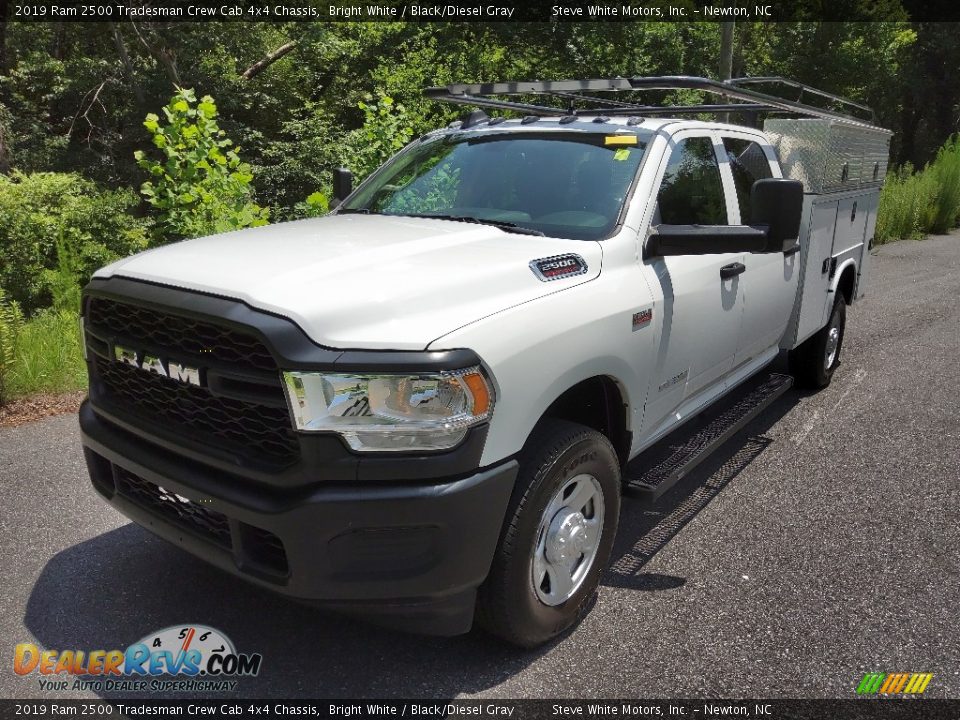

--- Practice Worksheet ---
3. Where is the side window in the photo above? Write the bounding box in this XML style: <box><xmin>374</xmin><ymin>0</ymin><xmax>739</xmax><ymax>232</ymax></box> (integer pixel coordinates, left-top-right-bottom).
<box><xmin>656</xmin><ymin>136</ymin><xmax>727</xmax><ymax>225</ymax></box>
<box><xmin>722</xmin><ymin>137</ymin><xmax>773</xmax><ymax>225</ymax></box>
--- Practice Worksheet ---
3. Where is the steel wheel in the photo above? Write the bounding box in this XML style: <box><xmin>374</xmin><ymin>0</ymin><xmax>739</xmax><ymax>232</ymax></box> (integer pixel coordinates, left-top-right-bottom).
<box><xmin>824</xmin><ymin>319</ymin><xmax>842</xmax><ymax>370</ymax></box>
<box><xmin>477</xmin><ymin>419</ymin><xmax>621</xmax><ymax>647</ymax></box>
<box><xmin>791</xmin><ymin>294</ymin><xmax>846</xmax><ymax>390</ymax></box>
<box><xmin>532</xmin><ymin>473</ymin><xmax>605</xmax><ymax>606</ymax></box>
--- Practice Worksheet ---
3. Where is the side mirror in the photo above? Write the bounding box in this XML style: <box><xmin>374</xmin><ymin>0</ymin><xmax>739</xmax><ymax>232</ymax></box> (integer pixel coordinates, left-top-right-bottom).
<box><xmin>646</xmin><ymin>178</ymin><xmax>805</xmax><ymax>258</ymax></box>
<box><xmin>331</xmin><ymin>167</ymin><xmax>354</xmax><ymax>208</ymax></box>
<box><xmin>750</xmin><ymin>178</ymin><xmax>804</xmax><ymax>252</ymax></box>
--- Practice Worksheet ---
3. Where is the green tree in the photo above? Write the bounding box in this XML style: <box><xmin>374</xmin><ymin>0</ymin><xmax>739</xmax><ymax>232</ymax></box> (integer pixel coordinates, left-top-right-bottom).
<box><xmin>135</xmin><ymin>88</ymin><xmax>269</xmax><ymax>241</ymax></box>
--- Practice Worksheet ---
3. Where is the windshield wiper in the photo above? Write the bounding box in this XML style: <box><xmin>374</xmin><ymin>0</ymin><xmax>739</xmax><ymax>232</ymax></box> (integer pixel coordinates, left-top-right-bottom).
<box><xmin>337</xmin><ymin>207</ymin><xmax>375</xmax><ymax>215</ymax></box>
<box><xmin>403</xmin><ymin>213</ymin><xmax>546</xmax><ymax>236</ymax></box>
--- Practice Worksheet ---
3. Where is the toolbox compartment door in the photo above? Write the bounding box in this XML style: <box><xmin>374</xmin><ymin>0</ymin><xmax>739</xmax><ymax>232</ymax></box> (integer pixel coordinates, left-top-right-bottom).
<box><xmin>785</xmin><ymin>196</ymin><xmax>839</xmax><ymax>348</ymax></box>
<box><xmin>856</xmin><ymin>191</ymin><xmax>879</xmax><ymax>299</ymax></box>
<box><xmin>783</xmin><ymin>189</ymin><xmax>878</xmax><ymax>350</ymax></box>
<box><xmin>825</xmin><ymin>193</ymin><xmax>870</xmax><ymax>328</ymax></box>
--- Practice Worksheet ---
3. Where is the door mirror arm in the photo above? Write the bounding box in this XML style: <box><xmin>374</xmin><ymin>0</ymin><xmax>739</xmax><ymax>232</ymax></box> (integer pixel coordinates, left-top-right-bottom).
<box><xmin>330</xmin><ymin>167</ymin><xmax>354</xmax><ymax>209</ymax></box>
<box><xmin>645</xmin><ymin>224</ymin><xmax>769</xmax><ymax>259</ymax></box>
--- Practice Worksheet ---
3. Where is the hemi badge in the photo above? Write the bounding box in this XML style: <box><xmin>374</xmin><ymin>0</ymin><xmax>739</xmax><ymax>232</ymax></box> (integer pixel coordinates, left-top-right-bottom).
<box><xmin>530</xmin><ymin>254</ymin><xmax>588</xmax><ymax>282</ymax></box>
<box><xmin>632</xmin><ymin>308</ymin><xmax>653</xmax><ymax>330</ymax></box>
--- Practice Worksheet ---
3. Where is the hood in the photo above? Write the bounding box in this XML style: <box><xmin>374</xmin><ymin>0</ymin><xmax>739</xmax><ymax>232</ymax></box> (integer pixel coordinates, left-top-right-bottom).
<box><xmin>95</xmin><ymin>214</ymin><xmax>603</xmax><ymax>350</ymax></box>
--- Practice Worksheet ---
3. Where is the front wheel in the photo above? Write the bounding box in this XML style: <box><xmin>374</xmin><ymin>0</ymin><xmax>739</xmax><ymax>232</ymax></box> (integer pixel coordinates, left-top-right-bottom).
<box><xmin>476</xmin><ymin>419</ymin><xmax>621</xmax><ymax>648</ymax></box>
<box><xmin>791</xmin><ymin>294</ymin><xmax>847</xmax><ymax>389</ymax></box>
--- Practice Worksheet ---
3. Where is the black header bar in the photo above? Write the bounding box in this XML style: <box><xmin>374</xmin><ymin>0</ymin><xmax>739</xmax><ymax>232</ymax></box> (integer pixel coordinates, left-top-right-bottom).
<box><xmin>7</xmin><ymin>0</ymin><xmax>960</xmax><ymax>23</ymax></box>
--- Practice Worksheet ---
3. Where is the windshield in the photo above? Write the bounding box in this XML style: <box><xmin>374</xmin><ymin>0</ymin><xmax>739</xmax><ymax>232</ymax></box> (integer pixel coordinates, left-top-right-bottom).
<box><xmin>342</xmin><ymin>131</ymin><xmax>649</xmax><ymax>240</ymax></box>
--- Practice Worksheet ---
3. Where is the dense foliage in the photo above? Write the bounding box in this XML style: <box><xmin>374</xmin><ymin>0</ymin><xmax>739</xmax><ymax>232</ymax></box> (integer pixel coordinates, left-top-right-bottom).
<box><xmin>2</xmin><ymin>21</ymin><xmax>958</xmax><ymax>210</ymax></box>
<box><xmin>0</xmin><ymin>19</ymin><xmax>958</xmax><ymax>402</ymax></box>
<box><xmin>876</xmin><ymin>135</ymin><xmax>960</xmax><ymax>242</ymax></box>
<box><xmin>0</xmin><ymin>171</ymin><xmax>149</xmax><ymax>312</ymax></box>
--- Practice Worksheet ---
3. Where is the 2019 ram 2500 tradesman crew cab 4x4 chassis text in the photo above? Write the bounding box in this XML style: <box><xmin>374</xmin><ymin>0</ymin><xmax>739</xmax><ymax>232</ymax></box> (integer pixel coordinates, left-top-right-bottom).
<box><xmin>79</xmin><ymin>76</ymin><xmax>891</xmax><ymax>647</ymax></box>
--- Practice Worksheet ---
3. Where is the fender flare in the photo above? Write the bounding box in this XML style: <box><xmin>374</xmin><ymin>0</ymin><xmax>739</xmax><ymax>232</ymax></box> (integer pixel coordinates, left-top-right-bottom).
<box><xmin>829</xmin><ymin>258</ymin><xmax>859</xmax><ymax>305</ymax></box>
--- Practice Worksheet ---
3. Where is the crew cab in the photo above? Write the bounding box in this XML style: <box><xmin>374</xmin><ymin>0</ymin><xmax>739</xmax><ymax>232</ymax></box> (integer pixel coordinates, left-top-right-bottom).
<box><xmin>79</xmin><ymin>77</ymin><xmax>891</xmax><ymax>647</ymax></box>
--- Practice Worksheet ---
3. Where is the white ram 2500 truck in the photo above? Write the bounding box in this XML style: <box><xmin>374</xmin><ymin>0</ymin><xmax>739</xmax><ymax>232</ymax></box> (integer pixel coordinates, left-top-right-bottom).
<box><xmin>79</xmin><ymin>77</ymin><xmax>891</xmax><ymax>647</ymax></box>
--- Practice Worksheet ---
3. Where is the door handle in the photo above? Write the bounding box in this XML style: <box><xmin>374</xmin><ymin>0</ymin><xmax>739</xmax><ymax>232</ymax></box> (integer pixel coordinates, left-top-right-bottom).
<box><xmin>720</xmin><ymin>262</ymin><xmax>746</xmax><ymax>280</ymax></box>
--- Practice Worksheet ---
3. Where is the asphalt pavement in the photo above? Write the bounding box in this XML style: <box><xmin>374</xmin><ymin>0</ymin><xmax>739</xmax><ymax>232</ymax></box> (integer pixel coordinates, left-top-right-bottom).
<box><xmin>1</xmin><ymin>233</ymin><xmax>958</xmax><ymax>700</ymax></box>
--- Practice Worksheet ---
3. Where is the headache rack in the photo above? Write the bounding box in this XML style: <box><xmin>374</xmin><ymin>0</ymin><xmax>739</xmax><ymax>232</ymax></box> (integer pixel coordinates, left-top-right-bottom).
<box><xmin>424</xmin><ymin>75</ymin><xmax>880</xmax><ymax>129</ymax></box>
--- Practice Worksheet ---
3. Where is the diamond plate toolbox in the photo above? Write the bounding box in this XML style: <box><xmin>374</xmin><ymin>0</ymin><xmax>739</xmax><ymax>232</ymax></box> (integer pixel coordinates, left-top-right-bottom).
<box><xmin>763</xmin><ymin>118</ymin><xmax>892</xmax><ymax>194</ymax></box>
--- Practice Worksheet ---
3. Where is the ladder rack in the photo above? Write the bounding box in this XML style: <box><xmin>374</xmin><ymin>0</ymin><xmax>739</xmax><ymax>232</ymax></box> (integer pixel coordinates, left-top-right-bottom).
<box><xmin>424</xmin><ymin>75</ymin><xmax>879</xmax><ymax>128</ymax></box>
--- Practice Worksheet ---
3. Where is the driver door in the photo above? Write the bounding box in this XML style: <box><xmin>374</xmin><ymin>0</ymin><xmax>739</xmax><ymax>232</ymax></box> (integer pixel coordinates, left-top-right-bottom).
<box><xmin>641</xmin><ymin>133</ymin><xmax>745</xmax><ymax>437</ymax></box>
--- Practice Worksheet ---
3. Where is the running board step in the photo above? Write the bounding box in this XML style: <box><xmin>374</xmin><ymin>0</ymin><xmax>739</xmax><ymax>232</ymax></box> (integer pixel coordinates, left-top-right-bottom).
<box><xmin>623</xmin><ymin>373</ymin><xmax>793</xmax><ymax>500</ymax></box>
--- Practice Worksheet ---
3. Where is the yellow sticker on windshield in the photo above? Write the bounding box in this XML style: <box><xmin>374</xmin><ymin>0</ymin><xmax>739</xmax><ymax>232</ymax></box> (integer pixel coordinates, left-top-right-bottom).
<box><xmin>613</xmin><ymin>148</ymin><xmax>631</xmax><ymax>161</ymax></box>
<box><xmin>604</xmin><ymin>135</ymin><xmax>638</xmax><ymax>146</ymax></box>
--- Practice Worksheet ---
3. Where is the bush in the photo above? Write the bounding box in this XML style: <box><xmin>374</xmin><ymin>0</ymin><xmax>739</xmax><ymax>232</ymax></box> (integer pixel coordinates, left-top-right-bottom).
<box><xmin>0</xmin><ymin>171</ymin><xmax>150</xmax><ymax>313</ymax></box>
<box><xmin>928</xmin><ymin>135</ymin><xmax>960</xmax><ymax>234</ymax></box>
<box><xmin>0</xmin><ymin>289</ymin><xmax>25</xmax><ymax>405</ymax></box>
<box><xmin>4</xmin><ymin>308</ymin><xmax>86</xmax><ymax>400</ymax></box>
<box><xmin>876</xmin><ymin>135</ymin><xmax>960</xmax><ymax>244</ymax></box>
<box><xmin>43</xmin><ymin>236</ymin><xmax>84</xmax><ymax>315</ymax></box>
<box><xmin>136</xmin><ymin>88</ymin><xmax>269</xmax><ymax>241</ymax></box>
<box><xmin>876</xmin><ymin>164</ymin><xmax>939</xmax><ymax>243</ymax></box>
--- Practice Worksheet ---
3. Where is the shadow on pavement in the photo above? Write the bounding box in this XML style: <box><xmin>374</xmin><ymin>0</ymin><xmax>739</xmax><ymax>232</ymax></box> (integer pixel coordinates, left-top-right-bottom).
<box><xmin>23</xmin><ymin>526</ymin><xmax>538</xmax><ymax>699</ymax></box>
<box><xmin>23</xmin><ymin>386</ymin><xmax>802</xmax><ymax>700</ymax></box>
<box><xmin>604</xmin><ymin>388</ymin><xmax>801</xmax><ymax>591</ymax></box>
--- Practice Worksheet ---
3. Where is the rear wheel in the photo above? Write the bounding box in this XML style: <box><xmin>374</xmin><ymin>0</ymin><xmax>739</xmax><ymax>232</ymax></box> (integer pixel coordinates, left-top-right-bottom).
<box><xmin>791</xmin><ymin>294</ymin><xmax>847</xmax><ymax>389</ymax></box>
<box><xmin>476</xmin><ymin>419</ymin><xmax>621</xmax><ymax>648</ymax></box>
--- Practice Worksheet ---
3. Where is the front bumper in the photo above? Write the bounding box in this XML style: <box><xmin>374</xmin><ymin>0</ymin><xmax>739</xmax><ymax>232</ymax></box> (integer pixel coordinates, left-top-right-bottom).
<box><xmin>80</xmin><ymin>400</ymin><xmax>518</xmax><ymax>635</ymax></box>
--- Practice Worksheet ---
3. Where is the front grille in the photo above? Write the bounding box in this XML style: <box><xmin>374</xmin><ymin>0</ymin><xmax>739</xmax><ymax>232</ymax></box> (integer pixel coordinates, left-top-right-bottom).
<box><xmin>87</xmin><ymin>297</ymin><xmax>277</xmax><ymax>372</ymax></box>
<box><xmin>115</xmin><ymin>466</ymin><xmax>232</xmax><ymax>549</ymax></box>
<box><xmin>86</xmin><ymin>296</ymin><xmax>299</xmax><ymax>466</ymax></box>
<box><xmin>94</xmin><ymin>358</ymin><xmax>299</xmax><ymax>462</ymax></box>
<box><xmin>113</xmin><ymin>465</ymin><xmax>289</xmax><ymax>578</ymax></box>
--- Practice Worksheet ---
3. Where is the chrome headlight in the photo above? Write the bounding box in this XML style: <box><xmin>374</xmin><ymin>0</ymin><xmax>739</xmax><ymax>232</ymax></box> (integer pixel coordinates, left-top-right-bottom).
<box><xmin>282</xmin><ymin>367</ymin><xmax>494</xmax><ymax>452</ymax></box>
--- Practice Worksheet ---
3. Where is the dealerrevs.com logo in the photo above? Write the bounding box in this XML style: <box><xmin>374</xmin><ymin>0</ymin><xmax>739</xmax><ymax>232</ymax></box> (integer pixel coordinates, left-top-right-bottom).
<box><xmin>14</xmin><ymin>624</ymin><xmax>262</xmax><ymax>693</ymax></box>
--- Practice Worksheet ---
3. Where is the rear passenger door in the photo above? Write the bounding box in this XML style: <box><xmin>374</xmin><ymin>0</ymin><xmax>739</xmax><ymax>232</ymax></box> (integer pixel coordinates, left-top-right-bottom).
<box><xmin>719</xmin><ymin>135</ymin><xmax>799</xmax><ymax>367</ymax></box>
<box><xmin>643</xmin><ymin>132</ymin><xmax>746</xmax><ymax>434</ymax></box>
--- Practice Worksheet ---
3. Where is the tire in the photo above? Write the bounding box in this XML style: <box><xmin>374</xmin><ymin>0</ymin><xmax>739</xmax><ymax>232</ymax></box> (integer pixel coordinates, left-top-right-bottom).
<box><xmin>791</xmin><ymin>294</ymin><xmax>847</xmax><ymax>389</ymax></box>
<box><xmin>476</xmin><ymin>418</ymin><xmax>621</xmax><ymax>648</ymax></box>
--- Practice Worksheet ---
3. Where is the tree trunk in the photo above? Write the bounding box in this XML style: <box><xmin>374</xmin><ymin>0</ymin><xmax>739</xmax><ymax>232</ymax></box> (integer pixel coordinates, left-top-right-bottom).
<box><xmin>241</xmin><ymin>40</ymin><xmax>297</xmax><ymax>81</ymax></box>
<box><xmin>109</xmin><ymin>23</ymin><xmax>145</xmax><ymax>106</ymax></box>
<box><xmin>0</xmin><ymin>122</ymin><xmax>9</xmax><ymax>176</ymax></box>
<box><xmin>130</xmin><ymin>22</ymin><xmax>181</xmax><ymax>87</ymax></box>
<box><xmin>50</xmin><ymin>22</ymin><xmax>66</xmax><ymax>60</ymax></box>
<box><xmin>718</xmin><ymin>22</ymin><xmax>735</xmax><ymax>124</ymax></box>
<box><xmin>719</xmin><ymin>22</ymin><xmax>735</xmax><ymax>80</ymax></box>
<box><xmin>0</xmin><ymin>11</ymin><xmax>7</xmax><ymax>74</ymax></box>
